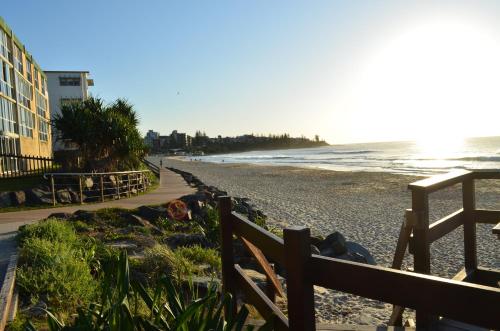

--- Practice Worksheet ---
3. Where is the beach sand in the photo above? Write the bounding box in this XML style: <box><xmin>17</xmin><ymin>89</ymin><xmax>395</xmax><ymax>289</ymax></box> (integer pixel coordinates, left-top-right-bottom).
<box><xmin>161</xmin><ymin>157</ymin><xmax>500</xmax><ymax>325</ymax></box>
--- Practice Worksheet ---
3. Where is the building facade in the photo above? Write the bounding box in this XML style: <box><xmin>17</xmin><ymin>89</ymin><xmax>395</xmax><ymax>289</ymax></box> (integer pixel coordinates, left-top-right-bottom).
<box><xmin>0</xmin><ymin>17</ymin><xmax>52</xmax><ymax>165</ymax></box>
<box><xmin>45</xmin><ymin>70</ymin><xmax>94</xmax><ymax>151</ymax></box>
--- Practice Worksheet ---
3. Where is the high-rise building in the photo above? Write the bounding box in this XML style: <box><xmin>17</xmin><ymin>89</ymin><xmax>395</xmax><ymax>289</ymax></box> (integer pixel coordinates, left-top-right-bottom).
<box><xmin>45</xmin><ymin>70</ymin><xmax>94</xmax><ymax>151</ymax></box>
<box><xmin>0</xmin><ymin>17</ymin><xmax>52</xmax><ymax>165</ymax></box>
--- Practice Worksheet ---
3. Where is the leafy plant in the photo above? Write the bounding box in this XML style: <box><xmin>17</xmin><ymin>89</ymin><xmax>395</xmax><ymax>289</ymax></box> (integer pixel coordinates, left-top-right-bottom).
<box><xmin>174</xmin><ymin>245</ymin><xmax>221</xmax><ymax>274</ymax></box>
<box><xmin>26</xmin><ymin>251</ymin><xmax>268</xmax><ymax>331</ymax></box>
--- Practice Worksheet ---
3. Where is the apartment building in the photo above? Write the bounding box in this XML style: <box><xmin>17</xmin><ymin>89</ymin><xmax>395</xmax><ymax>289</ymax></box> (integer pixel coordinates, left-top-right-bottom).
<box><xmin>45</xmin><ymin>70</ymin><xmax>94</xmax><ymax>151</ymax></box>
<box><xmin>0</xmin><ymin>17</ymin><xmax>52</xmax><ymax>162</ymax></box>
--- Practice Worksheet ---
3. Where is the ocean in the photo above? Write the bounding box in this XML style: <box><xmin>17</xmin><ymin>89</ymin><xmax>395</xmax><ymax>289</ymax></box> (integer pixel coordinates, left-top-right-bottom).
<box><xmin>193</xmin><ymin>136</ymin><xmax>500</xmax><ymax>176</ymax></box>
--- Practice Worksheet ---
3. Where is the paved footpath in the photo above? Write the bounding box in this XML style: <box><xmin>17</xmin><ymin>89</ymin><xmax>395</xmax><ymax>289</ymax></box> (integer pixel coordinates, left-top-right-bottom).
<box><xmin>0</xmin><ymin>167</ymin><xmax>195</xmax><ymax>285</ymax></box>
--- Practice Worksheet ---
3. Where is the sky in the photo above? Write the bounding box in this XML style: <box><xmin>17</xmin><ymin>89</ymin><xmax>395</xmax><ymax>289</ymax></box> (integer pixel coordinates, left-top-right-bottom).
<box><xmin>4</xmin><ymin>1</ymin><xmax>500</xmax><ymax>144</ymax></box>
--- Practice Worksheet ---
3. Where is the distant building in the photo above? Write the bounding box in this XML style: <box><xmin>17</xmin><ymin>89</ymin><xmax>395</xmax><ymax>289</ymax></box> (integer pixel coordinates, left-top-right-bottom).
<box><xmin>144</xmin><ymin>130</ymin><xmax>160</xmax><ymax>147</ymax></box>
<box><xmin>45</xmin><ymin>70</ymin><xmax>94</xmax><ymax>151</ymax></box>
<box><xmin>0</xmin><ymin>16</ymin><xmax>52</xmax><ymax>171</ymax></box>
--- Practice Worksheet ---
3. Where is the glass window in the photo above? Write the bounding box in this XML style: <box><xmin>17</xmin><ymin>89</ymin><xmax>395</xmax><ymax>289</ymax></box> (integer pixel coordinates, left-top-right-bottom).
<box><xmin>15</xmin><ymin>72</ymin><xmax>32</xmax><ymax>109</ymax></box>
<box><xmin>0</xmin><ymin>98</ymin><xmax>16</xmax><ymax>134</ymax></box>
<box><xmin>0</xmin><ymin>60</ymin><xmax>13</xmax><ymax>98</ymax></box>
<box><xmin>38</xmin><ymin>118</ymin><xmax>49</xmax><ymax>141</ymax></box>
<box><xmin>26</xmin><ymin>60</ymin><xmax>32</xmax><ymax>82</ymax></box>
<box><xmin>18</xmin><ymin>107</ymin><xmax>34</xmax><ymax>138</ymax></box>
<box><xmin>59</xmin><ymin>76</ymin><xmax>81</xmax><ymax>86</ymax></box>
<box><xmin>35</xmin><ymin>91</ymin><xmax>47</xmax><ymax>117</ymax></box>
<box><xmin>13</xmin><ymin>45</ymin><xmax>23</xmax><ymax>73</ymax></box>
<box><xmin>0</xmin><ymin>29</ymin><xmax>10</xmax><ymax>61</ymax></box>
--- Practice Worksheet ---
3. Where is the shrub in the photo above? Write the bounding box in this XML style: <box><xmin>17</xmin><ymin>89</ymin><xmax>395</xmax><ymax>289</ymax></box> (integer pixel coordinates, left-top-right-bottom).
<box><xmin>140</xmin><ymin>244</ymin><xmax>197</xmax><ymax>282</ymax></box>
<box><xmin>17</xmin><ymin>237</ymin><xmax>97</xmax><ymax>310</ymax></box>
<box><xmin>17</xmin><ymin>219</ymin><xmax>78</xmax><ymax>245</ymax></box>
<box><xmin>174</xmin><ymin>245</ymin><xmax>221</xmax><ymax>274</ymax></box>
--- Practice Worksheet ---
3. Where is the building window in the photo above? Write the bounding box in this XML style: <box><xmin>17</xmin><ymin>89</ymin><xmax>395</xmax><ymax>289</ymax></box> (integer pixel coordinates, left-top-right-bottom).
<box><xmin>0</xmin><ymin>29</ymin><xmax>10</xmax><ymax>61</ymax></box>
<box><xmin>60</xmin><ymin>97</ymin><xmax>82</xmax><ymax>106</ymax></box>
<box><xmin>34</xmin><ymin>68</ymin><xmax>39</xmax><ymax>90</ymax></box>
<box><xmin>38</xmin><ymin>118</ymin><xmax>49</xmax><ymax>141</ymax></box>
<box><xmin>18</xmin><ymin>107</ymin><xmax>34</xmax><ymax>138</ymax></box>
<box><xmin>41</xmin><ymin>77</ymin><xmax>47</xmax><ymax>95</ymax></box>
<box><xmin>26</xmin><ymin>60</ymin><xmax>32</xmax><ymax>82</ymax></box>
<box><xmin>15</xmin><ymin>72</ymin><xmax>32</xmax><ymax>109</ymax></box>
<box><xmin>59</xmin><ymin>76</ymin><xmax>81</xmax><ymax>86</ymax></box>
<box><xmin>13</xmin><ymin>45</ymin><xmax>23</xmax><ymax>73</ymax></box>
<box><xmin>0</xmin><ymin>59</ymin><xmax>13</xmax><ymax>98</ymax></box>
<box><xmin>0</xmin><ymin>98</ymin><xmax>16</xmax><ymax>134</ymax></box>
<box><xmin>35</xmin><ymin>91</ymin><xmax>47</xmax><ymax>117</ymax></box>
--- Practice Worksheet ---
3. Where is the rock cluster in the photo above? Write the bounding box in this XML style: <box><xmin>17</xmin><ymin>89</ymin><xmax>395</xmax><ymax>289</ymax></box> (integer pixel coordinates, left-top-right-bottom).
<box><xmin>167</xmin><ymin>167</ymin><xmax>376</xmax><ymax>265</ymax></box>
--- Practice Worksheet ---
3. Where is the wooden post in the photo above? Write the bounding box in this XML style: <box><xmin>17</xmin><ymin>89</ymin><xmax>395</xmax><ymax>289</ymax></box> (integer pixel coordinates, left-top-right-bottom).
<box><xmin>411</xmin><ymin>189</ymin><xmax>438</xmax><ymax>329</ymax></box>
<box><xmin>100</xmin><ymin>175</ymin><xmax>104</xmax><ymax>202</ymax></box>
<box><xmin>51</xmin><ymin>175</ymin><xmax>56</xmax><ymax>206</ymax></box>
<box><xmin>218</xmin><ymin>196</ymin><xmax>236</xmax><ymax>318</ymax></box>
<box><xmin>127</xmin><ymin>173</ymin><xmax>131</xmax><ymax>197</ymax></box>
<box><xmin>283</xmin><ymin>226</ymin><xmax>316</xmax><ymax>331</ymax></box>
<box><xmin>462</xmin><ymin>176</ymin><xmax>477</xmax><ymax>270</ymax></box>
<box><xmin>116</xmin><ymin>174</ymin><xmax>121</xmax><ymax>199</ymax></box>
<box><xmin>79</xmin><ymin>176</ymin><xmax>83</xmax><ymax>204</ymax></box>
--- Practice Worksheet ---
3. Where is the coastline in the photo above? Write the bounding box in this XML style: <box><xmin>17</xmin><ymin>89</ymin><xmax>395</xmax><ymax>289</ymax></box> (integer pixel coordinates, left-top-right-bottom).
<box><xmin>158</xmin><ymin>157</ymin><xmax>500</xmax><ymax>324</ymax></box>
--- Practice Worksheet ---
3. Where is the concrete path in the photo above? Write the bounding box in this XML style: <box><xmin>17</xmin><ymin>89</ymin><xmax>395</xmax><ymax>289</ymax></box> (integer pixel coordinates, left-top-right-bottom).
<box><xmin>0</xmin><ymin>168</ymin><xmax>195</xmax><ymax>233</ymax></box>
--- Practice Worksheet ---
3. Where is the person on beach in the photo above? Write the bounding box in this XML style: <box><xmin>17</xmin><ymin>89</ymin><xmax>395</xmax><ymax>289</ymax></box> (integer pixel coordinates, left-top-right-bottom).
<box><xmin>160</xmin><ymin>160</ymin><xmax>163</xmax><ymax>168</ymax></box>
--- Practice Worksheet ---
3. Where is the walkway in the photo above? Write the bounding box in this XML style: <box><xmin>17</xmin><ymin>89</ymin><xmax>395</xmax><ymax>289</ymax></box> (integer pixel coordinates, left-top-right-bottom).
<box><xmin>0</xmin><ymin>167</ymin><xmax>195</xmax><ymax>301</ymax></box>
<box><xmin>0</xmin><ymin>168</ymin><xmax>195</xmax><ymax>233</ymax></box>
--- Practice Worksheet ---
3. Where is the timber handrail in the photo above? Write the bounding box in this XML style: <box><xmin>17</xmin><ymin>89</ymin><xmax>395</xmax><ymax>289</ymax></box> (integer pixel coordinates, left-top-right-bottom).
<box><xmin>392</xmin><ymin>169</ymin><xmax>500</xmax><ymax>328</ymax></box>
<box><xmin>218</xmin><ymin>196</ymin><xmax>500</xmax><ymax>331</ymax></box>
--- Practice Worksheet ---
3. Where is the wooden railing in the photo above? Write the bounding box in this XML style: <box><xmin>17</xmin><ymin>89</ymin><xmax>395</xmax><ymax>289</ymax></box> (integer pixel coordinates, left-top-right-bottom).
<box><xmin>387</xmin><ymin>169</ymin><xmax>500</xmax><ymax>327</ymax></box>
<box><xmin>218</xmin><ymin>196</ymin><xmax>500</xmax><ymax>331</ymax></box>
<box><xmin>0</xmin><ymin>153</ymin><xmax>57</xmax><ymax>178</ymax></box>
<box><xmin>142</xmin><ymin>158</ymin><xmax>160</xmax><ymax>176</ymax></box>
<box><xmin>45</xmin><ymin>170</ymin><xmax>152</xmax><ymax>206</ymax></box>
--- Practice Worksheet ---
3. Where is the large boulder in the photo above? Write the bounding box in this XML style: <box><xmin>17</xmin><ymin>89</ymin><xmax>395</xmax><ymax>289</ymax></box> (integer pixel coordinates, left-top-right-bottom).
<box><xmin>319</xmin><ymin>231</ymin><xmax>347</xmax><ymax>257</ymax></box>
<box><xmin>10</xmin><ymin>191</ymin><xmax>26</xmax><ymax>206</ymax></box>
<box><xmin>72</xmin><ymin>210</ymin><xmax>99</xmax><ymax>223</ymax></box>
<box><xmin>123</xmin><ymin>214</ymin><xmax>163</xmax><ymax>234</ymax></box>
<box><xmin>340</xmin><ymin>242</ymin><xmax>376</xmax><ymax>265</ymax></box>
<box><xmin>136</xmin><ymin>205</ymin><xmax>167</xmax><ymax>221</ymax></box>
<box><xmin>25</xmin><ymin>188</ymin><xmax>53</xmax><ymax>205</ymax></box>
<box><xmin>0</xmin><ymin>192</ymin><xmax>12</xmax><ymax>207</ymax></box>
<box><xmin>56</xmin><ymin>189</ymin><xmax>72</xmax><ymax>204</ymax></box>
<box><xmin>164</xmin><ymin>233</ymin><xmax>210</xmax><ymax>249</ymax></box>
<box><xmin>47</xmin><ymin>212</ymin><xmax>74</xmax><ymax>220</ymax></box>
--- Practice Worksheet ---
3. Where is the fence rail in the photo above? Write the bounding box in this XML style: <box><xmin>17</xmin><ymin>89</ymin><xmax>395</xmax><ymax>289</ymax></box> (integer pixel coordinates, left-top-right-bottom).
<box><xmin>0</xmin><ymin>153</ymin><xmax>57</xmax><ymax>178</ymax></box>
<box><xmin>45</xmin><ymin>170</ymin><xmax>152</xmax><ymax>206</ymax></box>
<box><xmin>218</xmin><ymin>194</ymin><xmax>500</xmax><ymax>330</ymax></box>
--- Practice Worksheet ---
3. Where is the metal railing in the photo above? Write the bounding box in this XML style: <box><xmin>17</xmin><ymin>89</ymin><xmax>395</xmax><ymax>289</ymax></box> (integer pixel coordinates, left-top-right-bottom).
<box><xmin>45</xmin><ymin>170</ymin><xmax>152</xmax><ymax>206</ymax></box>
<box><xmin>0</xmin><ymin>153</ymin><xmax>57</xmax><ymax>178</ymax></box>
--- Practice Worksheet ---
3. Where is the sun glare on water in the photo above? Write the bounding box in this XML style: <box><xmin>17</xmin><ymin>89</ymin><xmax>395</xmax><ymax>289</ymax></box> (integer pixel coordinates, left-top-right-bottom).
<box><xmin>415</xmin><ymin>135</ymin><xmax>465</xmax><ymax>159</ymax></box>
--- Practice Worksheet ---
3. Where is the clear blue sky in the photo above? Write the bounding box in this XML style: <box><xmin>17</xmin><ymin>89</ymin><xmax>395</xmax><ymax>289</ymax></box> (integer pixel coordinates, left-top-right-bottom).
<box><xmin>4</xmin><ymin>1</ymin><xmax>500</xmax><ymax>144</ymax></box>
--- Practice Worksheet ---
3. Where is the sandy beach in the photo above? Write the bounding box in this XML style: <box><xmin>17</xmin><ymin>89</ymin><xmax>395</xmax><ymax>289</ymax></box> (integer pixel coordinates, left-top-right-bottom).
<box><xmin>161</xmin><ymin>157</ymin><xmax>499</xmax><ymax>325</ymax></box>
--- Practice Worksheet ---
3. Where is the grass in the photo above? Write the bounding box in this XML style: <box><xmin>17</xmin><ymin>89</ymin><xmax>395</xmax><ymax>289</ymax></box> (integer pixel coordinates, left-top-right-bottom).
<box><xmin>16</xmin><ymin>219</ymin><xmax>101</xmax><ymax>315</ymax></box>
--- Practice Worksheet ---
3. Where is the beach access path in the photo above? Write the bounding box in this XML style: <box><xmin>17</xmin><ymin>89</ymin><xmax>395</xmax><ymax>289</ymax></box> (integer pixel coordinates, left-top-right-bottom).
<box><xmin>0</xmin><ymin>167</ymin><xmax>195</xmax><ymax>287</ymax></box>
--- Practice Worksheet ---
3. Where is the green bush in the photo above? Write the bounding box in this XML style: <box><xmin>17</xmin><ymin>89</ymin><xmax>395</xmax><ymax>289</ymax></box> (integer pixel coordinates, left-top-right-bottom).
<box><xmin>175</xmin><ymin>245</ymin><xmax>221</xmax><ymax>274</ymax></box>
<box><xmin>17</xmin><ymin>238</ymin><xmax>97</xmax><ymax>310</ymax></box>
<box><xmin>140</xmin><ymin>244</ymin><xmax>197</xmax><ymax>282</ymax></box>
<box><xmin>17</xmin><ymin>219</ymin><xmax>78</xmax><ymax>245</ymax></box>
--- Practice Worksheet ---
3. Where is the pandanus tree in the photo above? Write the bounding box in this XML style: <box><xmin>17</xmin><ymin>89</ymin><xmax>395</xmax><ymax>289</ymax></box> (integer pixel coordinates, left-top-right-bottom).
<box><xmin>53</xmin><ymin>97</ymin><xmax>146</xmax><ymax>171</ymax></box>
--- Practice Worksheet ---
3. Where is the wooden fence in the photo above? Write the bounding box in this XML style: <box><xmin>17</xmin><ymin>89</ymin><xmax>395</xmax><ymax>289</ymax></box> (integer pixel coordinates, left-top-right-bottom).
<box><xmin>388</xmin><ymin>169</ymin><xmax>500</xmax><ymax>327</ymax></box>
<box><xmin>218</xmin><ymin>195</ymin><xmax>500</xmax><ymax>330</ymax></box>
<box><xmin>0</xmin><ymin>153</ymin><xmax>57</xmax><ymax>178</ymax></box>
<box><xmin>46</xmin><ymin>170</ymin><xmax>152</xmax><ymax>206</ymax></box>
<box><xmin>142</xmin><ymin>158</ymin><xmax>160</xmax><ymax>176</ymax></box>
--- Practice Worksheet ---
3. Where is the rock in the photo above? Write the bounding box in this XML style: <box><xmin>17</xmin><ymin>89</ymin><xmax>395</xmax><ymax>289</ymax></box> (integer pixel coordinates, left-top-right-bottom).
<box><xmin>344</xmin><ymin>241</ymin><xmax>376</xmax><ymax>265</ymax></box>
<box><xmin>72</xmin><ymin>210</ymin><xmax>99</xmax><ymax>222</ymax></box>
<box><xmin>0</xmin><ymin>192</ymin><xmax>12</xmax><ymax>207</ymax></box>
<box><xmin>310</xmin><ymin>245</ymin><xmax>321</xmax><ymax>255</ymax></box>
<box><xmin>56</xmin><ymin>189</ymin><xmax>72</xmax><ymax>204</ymax></box>
<box><xmin>68</xmin><ymin>188</ymin><xmax>81</xmax><ymax>203</ymax></box>
<box><xmin>47</xmin><ymin>212</ymin><xmax>73</xmax><ymax>220</ymax></box>
<box><xmin>310</xmin><ymin>236</ymin><xmax>324</xmax><ymax>247</ymax></box>
<box><xmin>84</xmin><ymin>177</ymin><xmax>94</xmax><ymax>189</ymax></box>
<box><xmin>28</xmin><ymin>300</ymin><xmax>48</xmax><ymax>318</ymax></box>
<box><xmin>25</xmin><ymin>188</ymin><xmax>53</xmax><ymax>205</ymax></box>
<box><xmin>137</xmin><ymin>205</ymin><xmax>167</xmax><ymax>221</ymax></box>
<box><xmin>319</xmin><ymin>231</ymin><xmax>347</xmax><ymax>257</ymax></box>
<box><xmin>164</xmin><ymin>233</ymin><xmax>210</xmax><ymax>249</ymax></box>
<box><xmin>124</xmin><ymin>214</ymin><xmax>163</xmax><ymax>234</ymax></box>
<box><xmin>179</xmin><ymin>193</ymin><xmax>206</xmax><ymax>214</ymax></box>
<box><xmin>10</xmin><ymin>191</ymin><xmax>26</xmax><ymax>205</ymax></box>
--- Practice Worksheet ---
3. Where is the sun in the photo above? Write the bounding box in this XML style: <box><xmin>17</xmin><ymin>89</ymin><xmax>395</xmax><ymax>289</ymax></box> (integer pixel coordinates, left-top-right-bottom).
<box><xmin>344</xmin><ymin>17</ymin><xmax>500</xmax><ymax>143</ymax></box>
